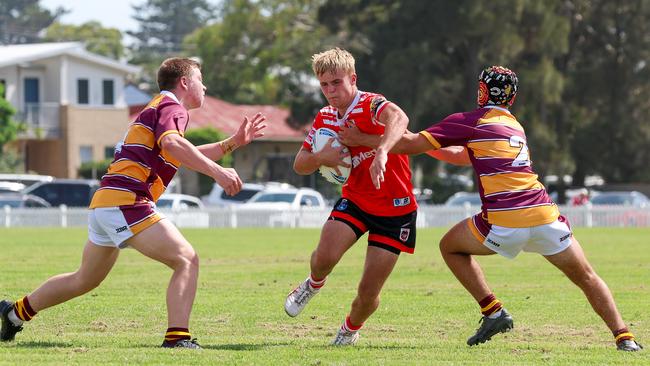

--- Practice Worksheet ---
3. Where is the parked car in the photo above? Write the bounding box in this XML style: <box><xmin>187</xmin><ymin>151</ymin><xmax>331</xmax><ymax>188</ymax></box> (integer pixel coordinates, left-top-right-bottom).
<box><xmin>590</xmin><ymin>191</ymin><xmax>649</xmax><ymax>207</ymax></box>
<box><xmin>0</xmin><ymin>173</ymin><xmax>54</xmax><ymax>188</ymax></box>
<box><xmin>0</xmin><ymin>181</ymin><xmax>26</xmax><ymax>193</ymax></box>
<box><xmin>0</xmin><ymin>193</ymin><xmax>51</xmax><ymax>208</ymax></box>
<box><xmin>157</xmin><ymin>193</ymin><xmax>205</xmax><ymax>210</ymax></box>
<box><xmin>203</xmin><ymin>182</ymin><xmax>295</xmax><ymax>207</ymax></box>
<box><xmin>587</xmin><ymin>191</ymin><xmax>650</xmax><ymax>227</ymax></box>
<box><xmin>244</xmin><ymin>187</ymin><xmax>326</xmax><ymax>209</ymax></box>
<box><xmin>444</xmin><ymin>192</ymin><xmax>482</xmax><ymax>207</ymax></box>
<box><xmin>157</xmin><ymin>193</ymin><xmax>208</xmax><ymax>228</ymax></box>
<box><xmin>23</xmin><ymin>179</ymin><xmax>99</xmax><ymax>207</ymax></box>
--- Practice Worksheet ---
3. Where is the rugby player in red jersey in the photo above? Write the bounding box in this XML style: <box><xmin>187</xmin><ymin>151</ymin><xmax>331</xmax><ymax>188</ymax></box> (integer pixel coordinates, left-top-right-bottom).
<box><xmin>0</xmin><ymin>58</ymin><xmax>267</xmax><ymax>349</ymax></box>
<box><xmin>284</xmin><ymin>48</ymin><xmax>416</xmax><ymax>345</ymax></box>
<box><xmin>340</xmin><ymin>66</ymin><xmax>642</xmax><ymax>351</ymax></box>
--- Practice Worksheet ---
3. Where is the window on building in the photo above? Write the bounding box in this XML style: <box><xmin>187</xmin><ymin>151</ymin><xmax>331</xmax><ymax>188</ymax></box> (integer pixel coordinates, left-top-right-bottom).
<box><xmin>77</xmin><ymin>79</ymin><xmax>89</xmax><ymax>104</ymax></box>
<box><xmin>79</xmin><ymin>145</ymin><xmax>93</xmax><ymax>164</ymax></box>
<box><xmin>104</xmin><ymin>146</ymin><xmax>115</xmax><ymax>159</ymax></box>
<box><xmin>103</xmin><ymin>79</ymin><xmax>114</xmax><ymax>105</ymax></box>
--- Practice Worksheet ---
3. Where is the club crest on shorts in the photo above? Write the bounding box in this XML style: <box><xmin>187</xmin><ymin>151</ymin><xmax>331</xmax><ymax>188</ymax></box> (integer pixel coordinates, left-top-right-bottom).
<box><xmin>399</xmin><ymin>228</ymin><xmax>410</xmax><ymax>242</ymax></box>
<box><xmin>337</xmin><ymin>199</ymin><xmax>348</xmax><ymax>211</ymax></box>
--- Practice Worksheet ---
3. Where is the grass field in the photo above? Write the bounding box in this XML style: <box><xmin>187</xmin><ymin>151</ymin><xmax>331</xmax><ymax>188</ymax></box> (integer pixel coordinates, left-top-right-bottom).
<box><xmin>0</xmin><ymin>227</ymin><xmax>649</xmax><ymax>365</ymax></box>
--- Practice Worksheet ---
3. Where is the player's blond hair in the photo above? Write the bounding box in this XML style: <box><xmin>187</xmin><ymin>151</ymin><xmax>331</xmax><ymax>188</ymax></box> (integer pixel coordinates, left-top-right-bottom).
<box><xmin>311</xmin><ymin>48</ymin><xmax>356</xmax><ymax>77</ymax></box>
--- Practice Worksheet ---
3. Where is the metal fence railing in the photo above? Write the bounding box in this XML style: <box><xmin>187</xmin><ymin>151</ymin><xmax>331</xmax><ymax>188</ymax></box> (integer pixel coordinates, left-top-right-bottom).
<box><xmin>2</xmin><ymin>205</ymin><xmax>649</xmax><ymax>229</ymax></box>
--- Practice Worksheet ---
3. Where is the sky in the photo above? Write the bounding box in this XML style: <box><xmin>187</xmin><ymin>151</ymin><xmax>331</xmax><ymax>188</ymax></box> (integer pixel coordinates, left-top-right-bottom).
<box><xmin>41</xmin><ymin>0</ymin><xmax>141</xmax><ymax>33</ymax></box>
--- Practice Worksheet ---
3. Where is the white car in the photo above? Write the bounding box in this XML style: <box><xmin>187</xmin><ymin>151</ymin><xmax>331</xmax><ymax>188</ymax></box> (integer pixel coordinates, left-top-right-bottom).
<box><xmin>157</xmin><ymin>193</ymin><xmax>205</xmax><ymax>210</ymax></box>
<box><xmin>244</xmin><ymin>187</ymin><xmax>326</xmax><ymax>209</ymax></box>
<box><xmin>203</xmin><ymin>182</ymin><xmax>295</xmax><ymax>207</ymax></box>
<box><xmin>240</xmin><ymin>187</ymin><xmax>327</xmax><ymax>228</ymax></box>
<box><xmin>157</xmin><ymin>193</ymin><xmax>208</xmax><ymax>228</ymax></box>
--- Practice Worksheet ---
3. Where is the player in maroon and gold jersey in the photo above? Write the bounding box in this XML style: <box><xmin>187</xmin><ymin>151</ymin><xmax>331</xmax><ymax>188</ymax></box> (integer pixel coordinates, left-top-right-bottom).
<box><xmin>284</xmin><ymin>48</ymin><xmax>416</xmax><ymax>345</ymax></box>
<box><xmin>341</xmin><ymin>66</ymin><xmax>641</xmax><ymax>351</ymax></box>
<box><xmin>0</xmin><ymin>58</ymin><xmax>266</xmax><ymax>349</ymax></box>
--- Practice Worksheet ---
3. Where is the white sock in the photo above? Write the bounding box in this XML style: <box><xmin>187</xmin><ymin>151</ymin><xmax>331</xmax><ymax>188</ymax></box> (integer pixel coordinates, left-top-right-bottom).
<box><xmin>487</xmin><ymin>309</ymin><xmax>502</xmax><ymax>319</ymax></box>
<box><xmin>7</xmin><ymin>308</ymin><xmax>24</xmax><ymax>326</ymax></box>
<box><xmin>308</xmin><ymin>275</ymin><xmax>326</xmax><ymax>290</ymax></box>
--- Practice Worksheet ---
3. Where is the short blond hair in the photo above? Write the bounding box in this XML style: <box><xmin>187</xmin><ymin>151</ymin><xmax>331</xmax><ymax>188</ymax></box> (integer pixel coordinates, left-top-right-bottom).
<box><xmin>311</xmin><ymin>48</ymin><xmax>356</xmax><ymax>77</ymax></box>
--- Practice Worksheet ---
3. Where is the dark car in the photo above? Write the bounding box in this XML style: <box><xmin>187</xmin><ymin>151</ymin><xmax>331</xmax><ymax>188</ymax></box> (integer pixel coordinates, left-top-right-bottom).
<box><xmin>0</xmin><ymin>193</ymin><xmax>51</xmax><ymax>208</ymax></box>
<box><xmin>23</xmin><ymin>179</ymin><xmax>99</xmax><ymax>207</ymax></box>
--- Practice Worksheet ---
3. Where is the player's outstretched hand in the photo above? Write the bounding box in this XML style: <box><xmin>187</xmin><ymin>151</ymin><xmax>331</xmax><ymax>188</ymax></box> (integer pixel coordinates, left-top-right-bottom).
<box><xmin>235</xmin><ymin>112</ymin><xmax>267</xmax><ymax>146</ymax></box>
<box><xmin>214</xmin><ymin>166</ymin><xmax>243</xmax><ymax>196</ymax></box>
<box><xmin>370</xmin><ymin>149</ymin><xmax>388</xmax><ymax>189</ymax></box>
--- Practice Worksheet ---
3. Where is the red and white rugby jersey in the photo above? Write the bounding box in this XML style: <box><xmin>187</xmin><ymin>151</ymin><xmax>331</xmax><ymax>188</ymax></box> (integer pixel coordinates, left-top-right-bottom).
<box><xmin>303</xmin><ymin>90</ymin><xmax>416</xmax><ymax>216</ymax></box>
<box><xmin>420</xmin><ymin>106</ymin><xmax>559</xmax><ymax>227</ymax></box>
<box><xmin>90</xmin><ymin>91</ymin><xmax>189</xmax><ymax>208</ymax></box>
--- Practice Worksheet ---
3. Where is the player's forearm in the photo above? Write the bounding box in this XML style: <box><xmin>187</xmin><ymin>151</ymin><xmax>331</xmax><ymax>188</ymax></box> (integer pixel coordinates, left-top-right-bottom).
<box><xmin>197</xmin><ymin>135</ymin><xmax>240</xmax><ymax>161</ymax></box>
<box><xmin>376</xmin><ymin>107</ymin><xmax>409</xmax><ymax>154</ymax></box>
<box><xmin>293</xmin><ymin>150</ymin><xmax>320</xmax><ymax>175</ymax></box>
<box><xmin>426</xmin><ymin>146</ymin><xmax>471</xmax><ymax>166</ymax></box>
<box><xmin>163</xmin><ymin>135</ymin><xmax>222</xmax><ymax>178</ymax></box>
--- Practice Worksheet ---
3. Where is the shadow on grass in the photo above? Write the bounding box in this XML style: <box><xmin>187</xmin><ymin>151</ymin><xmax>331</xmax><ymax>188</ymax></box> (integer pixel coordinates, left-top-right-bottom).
<box><xmin>16</xmin><ymin>341</ymin><xmax>76</xmax><ymax>348</ymax></box>
<box><xmin>202</xmin><ymin>342</ymin><xmax>292</xmax><ymax>351</ymax></box>
<box><xmin>128</xmin><ymin>342</ymin><xmax>293</xmax><ymax>350</ymax></box>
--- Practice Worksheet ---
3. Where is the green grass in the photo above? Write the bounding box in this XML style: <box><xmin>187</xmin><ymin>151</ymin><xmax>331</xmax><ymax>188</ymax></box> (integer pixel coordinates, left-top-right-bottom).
<box><xmin>0</xmin><ymin>227</ymin><xmax>649</xmax><ymax>365</ymax></box>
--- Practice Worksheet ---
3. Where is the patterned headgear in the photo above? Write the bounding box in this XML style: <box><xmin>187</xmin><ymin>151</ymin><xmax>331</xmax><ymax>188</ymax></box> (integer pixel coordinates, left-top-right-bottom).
<box><xmin>477</xmin><ymin>66</ymin><xmax>518</xmax><ymax>107</ymax></box>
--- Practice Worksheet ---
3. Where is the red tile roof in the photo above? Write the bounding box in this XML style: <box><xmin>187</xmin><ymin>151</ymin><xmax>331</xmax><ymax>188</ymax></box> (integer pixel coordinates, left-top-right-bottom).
<box><xmin>130</xmin><ymin>95</ymin><xmax>307</xmax><ymax>141</ymax></box>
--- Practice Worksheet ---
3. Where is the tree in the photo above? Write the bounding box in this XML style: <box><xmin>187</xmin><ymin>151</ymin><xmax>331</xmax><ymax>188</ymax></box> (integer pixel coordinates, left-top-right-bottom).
<box><xmin>43</xmin><ymin>21</ymin><xmax>124</xmax><ymax>59</ymax></box>
<box><xmin>0</xmin><ymin>0</ymin><xmax>66</xmax><ymax>44</ymax></box>
<box><xmin>186</xmin><ymin>0</ymin><xmax>329</xmax><ymax>126</ymax></box>
<box><xmin>564</xmin><ymin>0</ymin><xmax>650</xmax><ymax>183</ymax></box>
<box><xmin>128</xmin><ymin>0</ymin><xmax>216</xmax><ymax>90</ymax></box>
<box><xmin>0</xmin><ymin>83</ymin><xmax>24</xmax><ymax>172</ymax></box>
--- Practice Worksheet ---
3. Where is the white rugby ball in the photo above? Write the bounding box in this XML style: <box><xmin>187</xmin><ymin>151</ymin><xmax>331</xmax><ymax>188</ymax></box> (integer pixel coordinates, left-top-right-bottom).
<box><xmin>311</xmin><ymin>128</ymin><xmax>352</xmax><ymax>185</ymax></box>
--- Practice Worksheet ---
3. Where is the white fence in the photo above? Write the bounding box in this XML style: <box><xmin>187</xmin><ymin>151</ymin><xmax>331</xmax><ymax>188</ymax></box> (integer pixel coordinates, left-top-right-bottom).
<box><xmin>2</xmin><ymin>204</ymin><xmax>650</xmax><ymax>228</ymax></box>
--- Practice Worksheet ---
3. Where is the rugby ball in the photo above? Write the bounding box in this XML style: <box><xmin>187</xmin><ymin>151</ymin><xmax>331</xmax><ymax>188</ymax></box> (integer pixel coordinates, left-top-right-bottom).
<box><xmin>311</xmin><ymin>128</ymin><xmax>352</xmax><ymax>185</ymax></box>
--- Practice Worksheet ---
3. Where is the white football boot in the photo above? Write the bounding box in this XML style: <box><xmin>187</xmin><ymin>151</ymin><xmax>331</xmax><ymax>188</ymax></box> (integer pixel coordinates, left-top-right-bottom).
<box><xmin>284</xmin><ymin>278</ymin><xmax>320</xmax><ymax>317</ymax></box>
<box><xmin>331</xmin><ymin>326</ymin><xmax>360</xmax><ymax>346</ymax></box>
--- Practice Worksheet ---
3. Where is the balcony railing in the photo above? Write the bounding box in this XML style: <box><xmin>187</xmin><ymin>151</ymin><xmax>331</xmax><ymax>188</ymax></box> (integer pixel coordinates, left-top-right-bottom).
<box><xmin>16</xmin><ymin>103</ymin><xmax>61</xmax><ymax>139</ymax></box>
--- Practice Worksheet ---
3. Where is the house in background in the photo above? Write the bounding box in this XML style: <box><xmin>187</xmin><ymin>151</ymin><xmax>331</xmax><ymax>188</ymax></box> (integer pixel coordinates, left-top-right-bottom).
<box><xmin>130</xmin><ymin>95</ymin><xmax>308</xmax><ymax>195</ymax></box>
<box><xmin>0</xmin><ymin>42</ymin><xmax>139</xmax><ymax>178</ymax></box>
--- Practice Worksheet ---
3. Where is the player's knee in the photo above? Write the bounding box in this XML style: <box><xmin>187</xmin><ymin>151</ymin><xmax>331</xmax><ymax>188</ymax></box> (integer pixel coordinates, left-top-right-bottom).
<box><xmin>576</xmin><ymin>268</ymin><xmax>599</xmax><ymax>288</ymax></box>
<box><xmin>169</xmin><ymin>248</ymin><xmax>199</xmax><ymax>272</ymax></box>
<box><xmin>439</xmin><ymin>234</ymin><xmax>452</xmax><ymax>254</ymax></box>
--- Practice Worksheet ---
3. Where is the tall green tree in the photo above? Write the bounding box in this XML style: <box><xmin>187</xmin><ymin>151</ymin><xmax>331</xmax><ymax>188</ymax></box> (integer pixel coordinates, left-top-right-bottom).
<box><xmin>43</xmin><ymin>21</ymin><xmax>124</xmax><ymax>59</ymax></box>
<box><xmin>564</xmin><ymin>0</ymin><xmax>650</xmax><ymax>183</ymax></box>
<box><xmin>0</xmin><ymin>0</ymin><xmax>66</xmax><ymax>44</ymax></box>
<box><xmin>186</xmin><ymin>0</ymin><xmax>329</xmax><ymax>126</ymax></box>
<box><xmin>128</xmin><ymin>0</ymin><xmax>216</xmax><ymax>90</ymax></box>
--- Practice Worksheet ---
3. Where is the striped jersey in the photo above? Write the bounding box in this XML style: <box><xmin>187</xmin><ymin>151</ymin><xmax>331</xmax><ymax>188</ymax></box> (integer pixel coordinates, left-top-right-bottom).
<box><xmin>89</xmin><ymin>92</ymin><xmax>188</xmax><ymax>208</ymax></box>
<box><xmin>420</xmin><ymin>106</ymin><xmax>559</xmax><ymax>227</ymax></box>
<box><xmin>303</xmin><ymin>91</ymin><xmax>416</xmax><ymax>216</ymax></box>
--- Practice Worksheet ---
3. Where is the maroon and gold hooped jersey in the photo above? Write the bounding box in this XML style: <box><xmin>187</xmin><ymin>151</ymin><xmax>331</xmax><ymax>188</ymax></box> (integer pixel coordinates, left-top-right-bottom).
<box><xmin>420</xmin><ymin>106</ymin><xmax>559</xmax><ymax>227</ymax></box>
<box><xmin>90</xmin><ymin>92</ymin><xmax>188</xmax><ymax>208</ymax></box>
<box><xmin>303</xmin><ymin>91</ymin><xmax>416</xmax><ymax>217</ymax></box>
